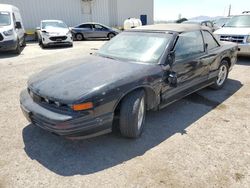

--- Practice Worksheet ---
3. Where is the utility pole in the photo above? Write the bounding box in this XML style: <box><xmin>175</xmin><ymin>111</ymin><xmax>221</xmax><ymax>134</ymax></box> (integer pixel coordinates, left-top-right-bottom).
<box><xmin>228</xmin><ymin>4</ymin><xmax>231</xmax><ymax>17</ymax></box>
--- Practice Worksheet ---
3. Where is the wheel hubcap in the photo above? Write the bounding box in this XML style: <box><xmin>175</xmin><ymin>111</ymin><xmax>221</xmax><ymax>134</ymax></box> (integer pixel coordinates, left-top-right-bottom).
<box><xmin>137</xmin><ymin>98</ymin><xmax>145</xmax><ymax>130</ymax></box>
<box><xmin>77</xmin><ymin>35</ymin><xmax>82</xmax><ymax>40</ymax></box>
<box><xmin>217</xmin><ymin>65</ymin><xmax>227</xmax><ymax>86</ymax></box>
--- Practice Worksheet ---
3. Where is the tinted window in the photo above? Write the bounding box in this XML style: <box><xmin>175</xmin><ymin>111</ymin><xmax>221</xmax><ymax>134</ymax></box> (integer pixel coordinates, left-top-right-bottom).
<box><xmin>202</xmin><ymin>31</ymin><xmax>219</xmax><ymax>50</ymax></box>
<box><xmin>94</xmin><ymin>24</ymin><xmax>105</xmax><ymax>29</ymax></box>
<box><xmin>79</xmin><ymin>24</ymin><xmax>92</xmax><ymax>29</ymax></box>
<box><xmin>175</xmin><ymin>31</ymin><xmax>204</xmax><ymax>59</ymax></box>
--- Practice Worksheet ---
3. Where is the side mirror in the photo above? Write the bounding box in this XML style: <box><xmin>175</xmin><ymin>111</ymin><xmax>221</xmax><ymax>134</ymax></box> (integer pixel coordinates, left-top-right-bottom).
<box><xmin>15</xmin><ymin>22</ymin><xmax>22</xmax><ymax>29</ymax></box>
<box><xmin>166</xmin><ymin>50</ymin><xmax>175</xmax><ymax>67</ymax></box>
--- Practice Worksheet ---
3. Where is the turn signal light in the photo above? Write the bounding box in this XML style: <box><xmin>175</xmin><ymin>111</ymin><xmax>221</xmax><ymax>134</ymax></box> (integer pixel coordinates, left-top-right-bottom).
<box><xmin>71</xmin><ymin>102</ymin><xmax>93</xmax><ymax>111</ymax></box>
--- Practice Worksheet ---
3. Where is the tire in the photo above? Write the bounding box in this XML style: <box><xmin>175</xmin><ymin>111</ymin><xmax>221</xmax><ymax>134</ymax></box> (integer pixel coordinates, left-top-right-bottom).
<box><xmin>119</xmin><ymin>90</ymin><xmax>146</xmax><ymax>138</ymax></box>
<box><xmin>22</xmin><ymin>38</ymin><xmax>26</xmax><ymax>47</ymax></box>
<box><xmin>14</xmin><ymin>39</ymin><xmax>21</xmax><ymax>54</ymax></box>
<box><xmin>41</xmin><ymin>42</ymin><xmax>46</xmax><ymax>49</ymax></box>
<box><xmin>108</xmin><ymin>33</ymin><xmax>115</xmax><ymax>40</ymax></box>
<box><xmin>211</xmin><ymin>60</ymin><xmax>229</xmax><ymax>90</ymax></box>
<box><xmin>75</xmin><ymin>33</ymin><xmax>84</xmax><ymax>41</ymax></box>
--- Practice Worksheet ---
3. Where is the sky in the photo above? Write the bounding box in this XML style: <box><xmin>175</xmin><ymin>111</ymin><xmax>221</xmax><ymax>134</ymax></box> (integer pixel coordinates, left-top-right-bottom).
<box><xmin>154</xmin><ymin>0</ymin><xmax>250</xmax><ymax>20</ymax></box>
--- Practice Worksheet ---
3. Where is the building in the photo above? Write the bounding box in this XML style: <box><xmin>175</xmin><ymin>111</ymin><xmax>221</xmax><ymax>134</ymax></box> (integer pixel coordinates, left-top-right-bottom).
<box><xmin>0</xmin><ymin>0</ymin><xmax>154</xmax><ymax>29</ymax></box>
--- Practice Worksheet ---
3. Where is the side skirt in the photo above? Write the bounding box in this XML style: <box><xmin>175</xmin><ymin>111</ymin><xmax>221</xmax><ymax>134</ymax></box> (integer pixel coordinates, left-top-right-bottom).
<box><xmin>158</xmin><ymin>79</ymin><xmax>215</xmax><ymax>110</ymax></box>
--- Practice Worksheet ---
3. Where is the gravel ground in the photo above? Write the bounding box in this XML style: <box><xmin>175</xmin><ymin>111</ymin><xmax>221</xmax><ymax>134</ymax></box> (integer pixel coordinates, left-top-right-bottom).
<box><xmin>0</xmin><ymin>41</ymin><xmax>249</xmax><ymax>188</ymax></box>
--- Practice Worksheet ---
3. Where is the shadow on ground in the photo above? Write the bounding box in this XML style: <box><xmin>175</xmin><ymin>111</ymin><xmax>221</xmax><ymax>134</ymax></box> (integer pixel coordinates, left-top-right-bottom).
<box><xmin>22</xmin><ymin>79</ymin><xmax>242</xmax><ymax>176</ymax></box>
<box><xmin>0</xmin><ymin>47</ymin><xmax>25</xmax><ymax>59</ymax></box>
<box><xmin>237</xmin><ymin>56</ymin><xmax>250</xmax><ymax>66</ymax></box>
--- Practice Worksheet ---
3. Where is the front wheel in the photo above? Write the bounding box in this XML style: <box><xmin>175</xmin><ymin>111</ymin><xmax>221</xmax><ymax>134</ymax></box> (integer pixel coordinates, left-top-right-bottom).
<box><xmin>75</xmin><ymin>33</ymin><xmax>84</xmax><ymax>41</ymax></box>
<box><xmin>211</xmin><ymin>61</ymin><xmax>229</xmax><ymax>90</ymax></box>
<box><xmin>14</xmin><ymin>39</ymin><xmax>21</xmax><ymax>54</ymax></box>
<box><xmin>108</xmin><ymin>33</ymin><xmax>115</xmax><ymax>40</ymax></box>
<box><xmin>119</xmin><ymin>90</ymin><xmax>146</xmax><ymax>138</ymax></box>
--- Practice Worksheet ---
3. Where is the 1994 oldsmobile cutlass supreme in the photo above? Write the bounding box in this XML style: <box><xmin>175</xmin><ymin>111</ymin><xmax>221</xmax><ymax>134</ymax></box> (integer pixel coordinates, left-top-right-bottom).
<box><xmin>20</xmin><ymin>24</ymin><xmax>238</xmax><ymax>139</ymax></box>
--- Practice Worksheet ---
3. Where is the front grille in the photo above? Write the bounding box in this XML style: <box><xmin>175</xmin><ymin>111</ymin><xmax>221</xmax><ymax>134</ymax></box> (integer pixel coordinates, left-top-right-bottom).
<box><xmin>49</xmin><ymin>36</ymin><xmax>67</xmax><ymax>41</ymax></box>
<box><xmin>28</xmin><ymin>89</ymin><xmax>71</xmax><ymax>113</ymax></box>
<box><xmin>0</xmin><ymin>33</ymin><xmax>3</xmax><ymax>41</ymax></box>
<box><xmin>220</xmin><ymin>35</ymin><xmax>245</xmax><ymax>43</ymax></box>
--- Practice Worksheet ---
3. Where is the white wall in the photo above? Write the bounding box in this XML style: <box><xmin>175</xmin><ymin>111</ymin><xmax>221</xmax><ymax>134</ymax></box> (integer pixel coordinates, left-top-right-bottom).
<box><xmin>0</xmin><ymin>0</ymin><xmax>154</xmax><ymax>29</ymax></box>
<box><xmin>116</xmin><ymin>0</ymin><xmax>154</xmax><ymax>26</ymax></box>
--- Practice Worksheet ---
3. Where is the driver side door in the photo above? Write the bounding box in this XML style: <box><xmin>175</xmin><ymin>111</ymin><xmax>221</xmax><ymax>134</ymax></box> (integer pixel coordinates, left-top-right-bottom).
<box><xmin>161</xmin><ymin>30</ymin><xmax>209</xmax><ymax>103</ymax></box>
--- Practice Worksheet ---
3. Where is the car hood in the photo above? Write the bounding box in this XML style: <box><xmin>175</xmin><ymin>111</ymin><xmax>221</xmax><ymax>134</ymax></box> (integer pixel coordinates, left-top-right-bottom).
<box><xmin>42</xmin><ymin>27</ymin><xmax>69</xmax><ymax>34</ymax></box>
<box><xmin>214</xmin><ymin>27</ymin><xmax>250</xmax><ymax>35</ymax></box>
<box><xmin>28</xmin><ymin>55</ymin><xmax>151</xmax><ymax>103</ymax></box>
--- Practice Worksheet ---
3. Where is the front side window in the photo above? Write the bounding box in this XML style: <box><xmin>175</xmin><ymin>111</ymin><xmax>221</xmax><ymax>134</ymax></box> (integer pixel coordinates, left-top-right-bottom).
<box><xmin>202</xmin><ymin>30</ymin><xmax>219</xmax><ymax>50</ymax></box>
<box><xmin>0</xmin><ymin>12</ymin><xmax>11</xmax><ymax>26</ymax></box>
<box><xmin>175</xmin><ymin>31</ymin><xmax>204</xmax><ymax>59</ymax></box>
<box><xmin>94</xmin><ymin>24</ymin><xmax>104</xmax><ymax>29</ymax></box>
<box><xmin>97</xmin><ymin>32</ymin><xmax>173</xmax><ymax>63</ymax></box>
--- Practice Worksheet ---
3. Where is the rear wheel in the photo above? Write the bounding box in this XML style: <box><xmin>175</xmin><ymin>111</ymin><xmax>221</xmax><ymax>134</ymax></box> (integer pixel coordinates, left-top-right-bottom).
<box><xmin>211</xmin><ymin>61</ymin><xmax>229</xmax><ymax>89</ymax></box>
<box><xmin>75</xmin><ymin>33</ymin><xmax>84</xmax><ymax>41</ymax></box>
<box><xmin>119</xmin><ymin>90</ymin><xmax>146</xmax><ymax>138</ymax></box>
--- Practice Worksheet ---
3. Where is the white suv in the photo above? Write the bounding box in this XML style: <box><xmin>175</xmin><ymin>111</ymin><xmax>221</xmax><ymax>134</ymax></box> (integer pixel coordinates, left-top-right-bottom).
<box><xmin>37</xmin><ymin>20</ymin><xmax>73</xmax><ymax>48</ymax></box>
<box><xmin>214</xmin><ymin>14</ymin><xmax>250</xmax><ymax>55</ymax></box>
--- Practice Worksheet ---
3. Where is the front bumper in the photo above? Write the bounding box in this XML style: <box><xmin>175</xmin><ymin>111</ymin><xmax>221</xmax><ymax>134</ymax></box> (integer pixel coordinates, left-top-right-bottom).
<box><xmin>20</xmin><ymin>89</ymin><xmax>113</xmax><ymax>139</ymax></box>
<box><xmin>0</xmin><ymin>39</ymin><xmax>17</xmax><ymax>51</ymax></box>
<box><xmin>237</xmin><ymin>43</ymin><xmax>250</xmax><ymax>56</ymax></box>
<box><xmin>42</xmin><ymin>34</ymin><xmax>73</xmax><ymax>46</ymax></box>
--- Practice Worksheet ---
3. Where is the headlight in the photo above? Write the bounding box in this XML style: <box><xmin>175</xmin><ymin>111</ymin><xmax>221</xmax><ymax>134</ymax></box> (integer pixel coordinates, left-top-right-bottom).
<box><xmin>247</xmin><ymin>35</ymin><xmax>250</xmax><ymax>43</ymax></box>
<box><xmin>41</xmin><ymin>31</ymin><xmax>50</xmax><ymax>36</ymax></box>
<box><xmin>3</xmin><ymin>29</ymin><xmax>14</xmax><ymax>36</ymax></box>
<box><xmin>66</xmin><ymin>31</ymin><xmax>71</xmax><ymax>35</ymax></box>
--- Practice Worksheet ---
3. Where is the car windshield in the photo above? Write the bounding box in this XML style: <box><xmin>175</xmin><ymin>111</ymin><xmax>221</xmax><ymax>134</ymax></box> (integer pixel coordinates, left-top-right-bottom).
<box><xmin>0</xmin><ymin>12</ymin><xmax>11</xmax><ymax>26</ymax></box>
<box><xmin>96</xmin><ymin>32</ymin><xmax>172</xmax><ymax>63</ymax></box>
<box><xmin>42</xmin><ymin>21</ymin><xmax>68</xmax><ymax>29</ymax></box>
<box><xmin>224</xmin><ymin>15</ymin><xmax>250</xmax><ymax>27</ymax></box>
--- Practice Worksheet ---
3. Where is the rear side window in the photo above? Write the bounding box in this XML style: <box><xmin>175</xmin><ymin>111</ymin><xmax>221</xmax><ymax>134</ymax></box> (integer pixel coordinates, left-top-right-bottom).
<box><xmin>202</xmin><ymin>30</ymin><xmax>219</xmax><ymax>50</ymax></box>
<box><xmin>175</xmin><ymin>31</ymin><xmax>204</xmax><ymax>59</ymax></box>
<box><xmin>79</xmin><ymin>24</ymin><xmax>92</xmax><ymax>29</ymax></box>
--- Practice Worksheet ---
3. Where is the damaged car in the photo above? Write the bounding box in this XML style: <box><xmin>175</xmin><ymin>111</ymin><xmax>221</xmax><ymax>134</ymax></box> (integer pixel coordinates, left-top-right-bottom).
<box><xmin>20</xmin><ymin>24</ymin><xmax>238</xmax><ymax>139</ymax></box>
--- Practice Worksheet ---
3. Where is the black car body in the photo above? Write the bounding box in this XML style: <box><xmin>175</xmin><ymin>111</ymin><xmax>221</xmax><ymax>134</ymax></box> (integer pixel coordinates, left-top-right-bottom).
<box><xmin>71</xmin><ymin>22</ymin><xmax>120</xmax><ymax>41</ymax></box>
<box><xmin>20</xmin><ymin>24</ymin><xmax>238</xmax><ymax>139</ymax></box>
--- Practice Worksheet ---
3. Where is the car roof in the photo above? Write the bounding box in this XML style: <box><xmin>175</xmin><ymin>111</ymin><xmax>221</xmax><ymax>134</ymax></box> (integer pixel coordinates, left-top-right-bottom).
<box><xmin>132</xmin><ymin>24</ymin><xmax>210</xmax><ymax>33</ymax></box>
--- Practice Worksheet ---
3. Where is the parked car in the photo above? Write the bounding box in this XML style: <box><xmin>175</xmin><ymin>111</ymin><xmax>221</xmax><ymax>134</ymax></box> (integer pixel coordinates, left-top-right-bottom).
<box><xmin>213</xmin><ymin>17</ymin><xmax>232</xmax><ymax>30</ymax></box>
<box><xmin>214</xmin><ymin>14</ymin><xmax>250</xmax><ymax>55</ymax></box>
<box><xmin>37</xmin><ymin>20</ymin><xmax>73</xmax><ymax>48</ymax></box>
<box><xmin>20</xmin><ymin>24</ymin><xmax>237</xmax><ymax>139</ymax></box>
<box><xmin>0</xmin><ymin>4</ymin><xmax>26</xmax><ymax>54</ymax></box>
<box><xmin>183</xmin><ymin>20</ymin><xmax>216</xmax><ymax>32</ymax></box>
<box><xmin>71</xmin><ymin>22</ymin><xmax>120</xmax><ymax>41</ymax></box>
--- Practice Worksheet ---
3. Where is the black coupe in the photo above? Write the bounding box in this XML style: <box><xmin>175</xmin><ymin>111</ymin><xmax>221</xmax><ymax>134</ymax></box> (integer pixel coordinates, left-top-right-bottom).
<box><xmin>20</xmin><ymin>24</ymin><xmax>238</xmax><ymax>139</ymax></box>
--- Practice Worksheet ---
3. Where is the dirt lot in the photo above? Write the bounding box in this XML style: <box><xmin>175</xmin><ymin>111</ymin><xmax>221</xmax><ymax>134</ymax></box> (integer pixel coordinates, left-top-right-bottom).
<box><xmin>0</xmin><ymin>42</ymin><xmax>249</xmax><ymax>188</ymax></box>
